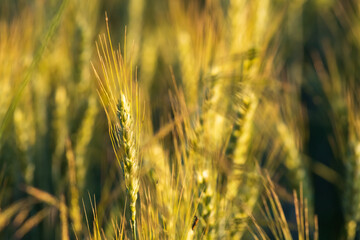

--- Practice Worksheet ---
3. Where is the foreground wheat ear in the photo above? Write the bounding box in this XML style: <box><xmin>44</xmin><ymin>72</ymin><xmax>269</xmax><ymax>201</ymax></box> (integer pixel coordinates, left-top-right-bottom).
<box><xmin>92</xmin><ymin>14</ymin><xmax>142</xmax><ymax>239</ymax></box>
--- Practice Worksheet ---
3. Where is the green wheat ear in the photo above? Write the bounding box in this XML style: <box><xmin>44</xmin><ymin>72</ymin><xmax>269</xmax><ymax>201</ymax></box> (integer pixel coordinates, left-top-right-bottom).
<box><xmin>92</xmin><ymin>14</ymin><xmax>142</xmax><ymax>239</ymax></box>
<box><xmin>116</xmin><ymin>94</ymin><xmax>139</xmax><ymax>233</ymax></box>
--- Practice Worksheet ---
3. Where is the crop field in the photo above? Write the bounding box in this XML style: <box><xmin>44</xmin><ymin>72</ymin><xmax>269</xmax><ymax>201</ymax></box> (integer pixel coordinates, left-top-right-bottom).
<box><xmin>0</xmin><ymin>0</ymin><xmax>359</xmax><ymax>239</ymax></box>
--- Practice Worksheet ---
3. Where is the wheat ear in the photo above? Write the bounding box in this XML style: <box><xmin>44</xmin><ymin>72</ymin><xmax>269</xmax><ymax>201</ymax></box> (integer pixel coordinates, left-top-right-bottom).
<box><xmin>93</xmin><ymin>14</ymin><xmax>141</xmax><ymax>239</ymax></box>
<box><xmin>116</xmin><ymin>94</ymin><xmax>139</xmax><ymax>236</ymax></box>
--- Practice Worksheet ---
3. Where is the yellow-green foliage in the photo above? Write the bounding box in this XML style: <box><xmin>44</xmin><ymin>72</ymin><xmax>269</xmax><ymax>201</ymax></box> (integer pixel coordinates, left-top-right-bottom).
<box><xmin>1</xmin><ymin>0</ymin><xmax>360</xmax><ymax>239</ymax></box>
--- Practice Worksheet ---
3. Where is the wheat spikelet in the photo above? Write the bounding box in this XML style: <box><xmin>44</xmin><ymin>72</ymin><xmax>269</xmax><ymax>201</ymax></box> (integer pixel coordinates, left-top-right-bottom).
<box><xmin>75</xmin><ymin>95</ymin><xmax>98</xmax><ymax>191</ymax></box>
<box><xmin>65</xmin><ymin>139</ymin><xmax>83</xmax><ymax>236</ymax></box>
<box><xmin>139</xmin><ymin>32</ymin><xmax>159</xmax><ymax>91</ymax></box>
<box><xmin>181</xmin><ymin>78</ymin><xmax>223</xmax><ymax>238</ymax></box>
<box><xmin>314</xmin><ymin>45</ymin><xmax>359</xmax><ymax>239</ymax></box>
<box><xmin>116</xmin><ymin>94</ymin><xmax>139</xmax><ymax>232</ymax></box>
<box><xmin>196</xmin><ymin>169</ymin><xmax>216</xmax><ymax>238</ymax></box>
<box><xmin>72</xmin><ymin>0</ymin><xmax>99</xmax><ymax>91</ymax></box>
<box><xmin>344</xmin><ymin>140</ymin><xmax>360</xmax><ymax>240</ymax></box>
<box><xmin>276</xmin><ymin>121</ymin><xmax>313</xmax><ymax>210</ymax></box>
<box><xmin>127</xmin><ymin>0</ymin><xmax>144</xmax><ymax>65</ymax></box>
<box><xmin>344</xmin><ymin>92</ymin><xmax>360</xmax><ymax>240</ymax></box>
<box><xmin>170</xmin><ymin>0</ymin><xmax>220</xmax><ymax>110</ymax></box>
<box><xmin>224</xmin><ymin>92</ymin><xmax>259</xmax><ymax>238</ymax></box>
<box><xmin>227</xmin><ymin>93</ymin><xmax>258</xmax><ymax>199</ymax></box>
<box><xmin>188</xmin><ymin>118</ymin><xmax>218</xmax><ymax>238</ymax></box>
<box><xmin>52</xmin><ymin>86</ymin><xmax>69</xmax><ymax>173</ymax></box>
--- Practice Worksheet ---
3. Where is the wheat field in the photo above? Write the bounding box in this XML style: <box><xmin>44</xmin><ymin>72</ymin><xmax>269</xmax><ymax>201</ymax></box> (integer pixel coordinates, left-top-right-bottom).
<box><xmin>0</xmin><ymin>0</ymin><xmax>359</xmax><ymax>239</ymax></box>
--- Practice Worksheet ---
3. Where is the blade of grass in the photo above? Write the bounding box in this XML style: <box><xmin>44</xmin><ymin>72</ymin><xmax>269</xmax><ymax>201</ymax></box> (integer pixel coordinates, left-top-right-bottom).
<box><xmin>0</xmin><ymin>0</ymin><xmax>68</xmax><ymax>142</ymax></box>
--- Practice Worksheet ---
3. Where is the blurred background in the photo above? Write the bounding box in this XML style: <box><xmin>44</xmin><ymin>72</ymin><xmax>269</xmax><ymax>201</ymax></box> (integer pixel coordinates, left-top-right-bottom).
<box><xmin>0</xmin><ymin>0</ymin><xmax>359</xmax><ymax>239</ymax></box>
